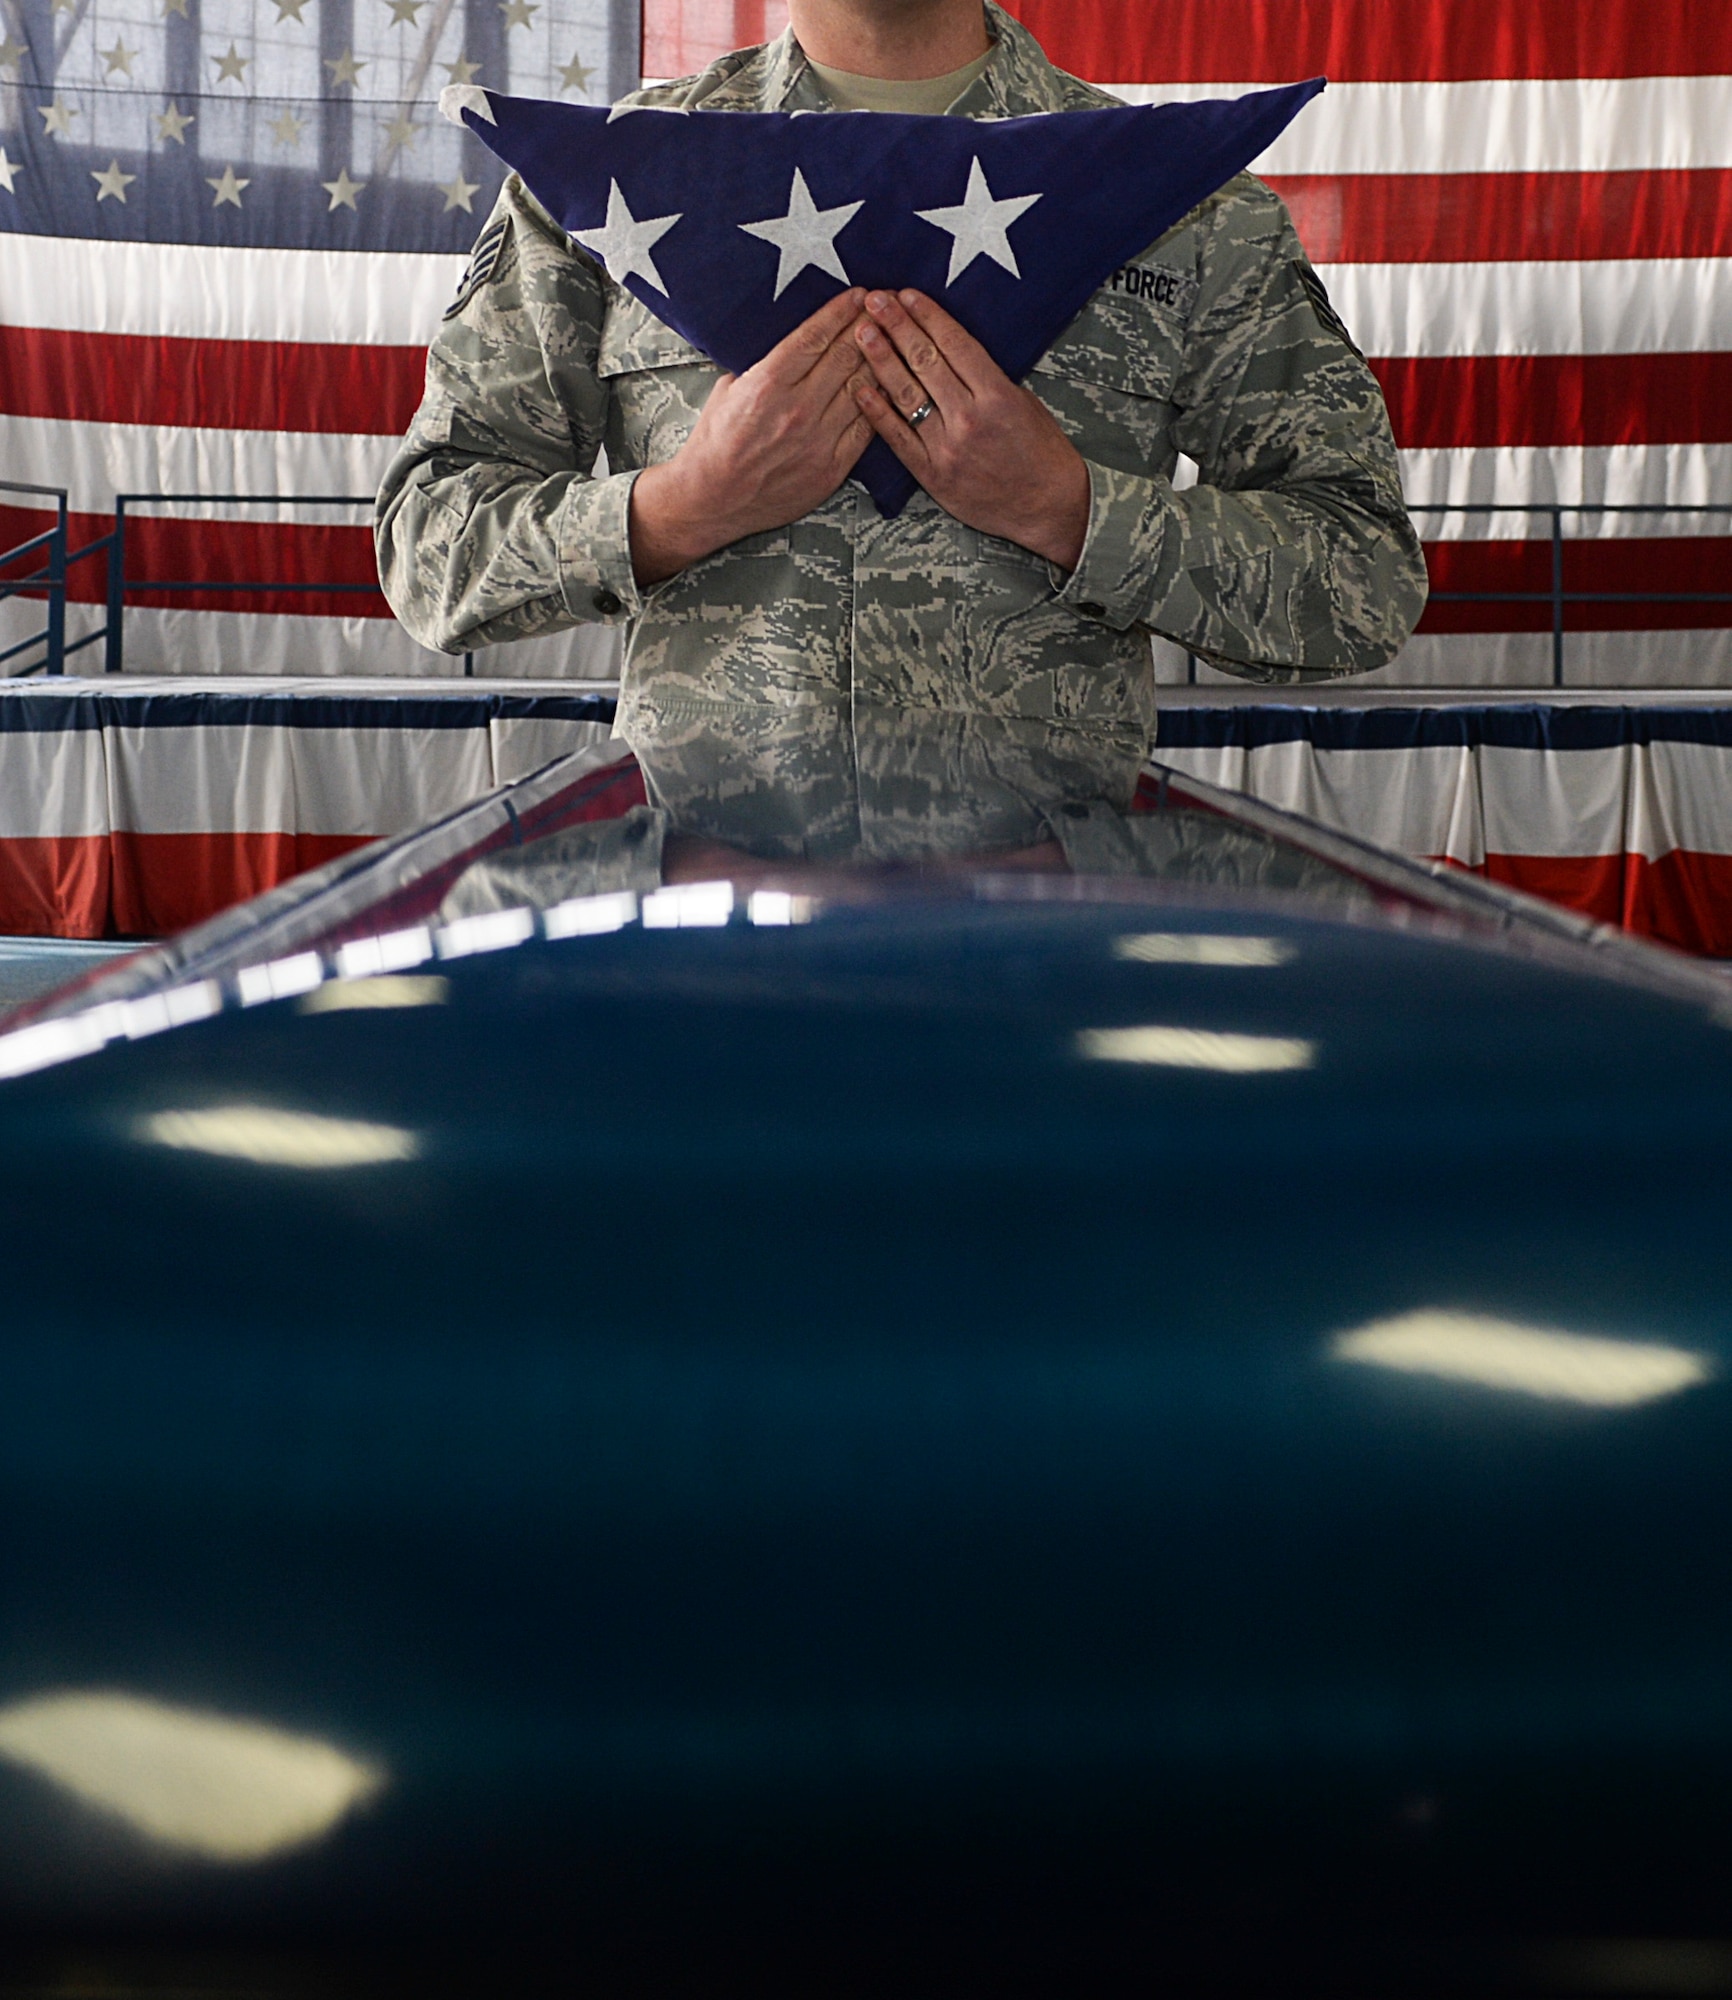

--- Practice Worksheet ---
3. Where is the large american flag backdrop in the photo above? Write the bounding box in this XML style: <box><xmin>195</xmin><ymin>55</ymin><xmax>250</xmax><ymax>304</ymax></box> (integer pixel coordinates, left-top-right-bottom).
<box><xmin>2</xmin><ymin>0</ymin><xmax>1728</xmax><ymax>687</ymax></box>
<box><xmin>651</xmin><ymin>0</ymin><xmax>1732</xmax><ymax>690</ymax></box>
<box><xmin>0</xmin><ymin>0</ymin><xmax>635</xmax><ymax>677</ymax></box>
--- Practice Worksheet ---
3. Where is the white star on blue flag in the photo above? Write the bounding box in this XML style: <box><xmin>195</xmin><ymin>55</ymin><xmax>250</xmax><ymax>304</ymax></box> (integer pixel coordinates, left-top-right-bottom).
<box><xmin>916</xmin><ymin>157</ymin><xmax>1042</xmax><ymax>285</ymax></box>
<box><xmin>740</xmin><ymin>168</ymin><xmax>864</xmax><ymax>299</ymax></box>
<box><xmin>573</xmin><ymin>179</ymin><xmax>682</xmax><ymax>294</ymax></box>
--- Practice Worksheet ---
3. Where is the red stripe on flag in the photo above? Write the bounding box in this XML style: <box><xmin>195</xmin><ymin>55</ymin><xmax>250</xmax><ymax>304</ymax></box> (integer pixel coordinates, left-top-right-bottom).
<box><xmin>0</xmin><ymin>326</ymin><xmax>427</xmax><ymax>435</ymax></box>
<box><xmin>109</xmin><ymin>832</ymin><xmax>372</xmax><ymax>940</ymax></box>
<box><xmin>0</xmin><ymin>832</ymin><xmax>369</xmax><ymax>941</ymax></box>
<box><xmin>643</xmin><ymin>0</ymin><xmax>787</xmax><ymax>79</ymax></box>
<box><xmin>1419</xmin><ymin>538</ymin><xmax>1732</xmax><ymax>633</ymax></box>
<box><xmin>1475</xmin><ymin>851</ymin><xmax>1732</xmax><ymax>956</ymax></box>
<box><xmin>1620</xmin><ymin>848</ymin><xmax>1732</xmax><ymax>956</ymax></box>
<box><xmin>0</xmin><ymin>505</ymin><xmax>390</xmax><ymax>620</ymax></box>
<box><xmin>0</xmin><ymin>836</ymin><xmax>114</xmax><ymax>942</ymax></box>
<box><xmin>997</xmin><ymin>0</ymin><xmax>1732</xmax><ymax>82</ymax></box>
<box><xmin>1478</xmin><ymin>853</ymin><xmax>1629</xmax><ymax>927</ymax></box>
<box><xmin>1273</xmin><ymin>171</ymin><xmax>1732</xmax><ymax>264</ymax></box>
<box><xmin>1374</xmin><ymin>354</ymin><xmax>1732</xmax><ymax>449</ymax></box>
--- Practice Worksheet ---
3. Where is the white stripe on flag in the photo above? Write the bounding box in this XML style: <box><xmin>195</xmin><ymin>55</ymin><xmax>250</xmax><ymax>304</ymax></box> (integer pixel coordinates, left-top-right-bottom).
<box><xmin>1633</xmin><ymin>743</ymin><xmax>1732</xmax><ymax>859</ymax></box>
<box><xmin>101</xmin><ymin>721</ymin><xmax>497</xmax><ymax>836</ymax></box>
<box><xmin>1479</xmin><ymin>743</ymin><xmax>1630</xmax><ymax>856</ymax></box>
<box><xmin>0</xmin><ymin>415</ymin><xmax>398</xmax><ymax>519</ymax></box>
<box><xmin>1397</xmin><ymin>443</ymin><xmax>1732</xmax><ymax>527</ymax></box>
<box><xmin>1320</xmin><ymin>259</ymin><xmax>1732</xmax><ymax>360</ymax></box>
<box><xmin>0</xmin><ymin>725</ymin><xmax>111</xmax><ymax>840</ymax></box>
<box><xmin>1160</xmin><ymin>735</ymin><xmax>1732</xmax><ymax>867</ymax></box>
<box><xmin>1101</xmin><ymin>76</ymin><xmax>1732</xmax><ymax>175</ymax></box>
<box><xmin>0</xmin><ymin>236</ymin><xmax>469</xmax><ymax>344</ymax></box>
<box><xmin>0</xmin><ymin>600</ymin><xmax>624</xmax><ymax>682</ymax></box>
<box><xmin>1184</xmin><ymin>630</ymin><xmax>1732</xmax><ymax>690</ymax></box>
<box><xmin>0</xmin><ymin>710</ymin><xmax>614</xmax><ymax>840</ymax></box>
<box><xmin>1243</xmin><ymin>739</ymin><xmax>1485</xmax><ymax>865</ymax></box>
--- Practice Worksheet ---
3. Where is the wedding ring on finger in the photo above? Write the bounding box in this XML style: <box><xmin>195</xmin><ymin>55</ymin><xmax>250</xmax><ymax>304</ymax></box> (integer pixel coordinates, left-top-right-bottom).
<box><xmin>906</xmin><ymin>399</ymin><xmax>936</xmax><ymax>429</ymax></box>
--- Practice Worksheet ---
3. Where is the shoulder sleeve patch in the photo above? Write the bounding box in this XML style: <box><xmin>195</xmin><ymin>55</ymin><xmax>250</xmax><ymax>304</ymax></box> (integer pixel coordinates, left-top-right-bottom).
<box><xmin>1293</xmin><ymin>258</ymin><xmax>1364</xmax><ymax>361</ymax></box>
<box><xmin>443</xmin><ymin>215</ymin><xmax>511</xmax><ymax>321</ymax></box>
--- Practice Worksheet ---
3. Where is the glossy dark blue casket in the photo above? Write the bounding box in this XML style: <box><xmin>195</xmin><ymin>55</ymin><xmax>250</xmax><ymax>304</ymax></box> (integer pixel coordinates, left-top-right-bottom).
<box><xmin>0</xmin><ymin>770</ymin><xmax>1729</xmax><ymax>1996</ymax></box>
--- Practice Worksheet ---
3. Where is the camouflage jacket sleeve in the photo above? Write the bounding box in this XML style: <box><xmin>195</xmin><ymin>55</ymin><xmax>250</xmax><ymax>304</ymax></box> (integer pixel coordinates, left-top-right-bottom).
<box><xmin>374</xmin><ymin>178</ymin><xmax>643</xmax><ymax>652</ymax></box>
<box><xmin>1052</xmin><ymin>177</ymin><xmax>1428</xmax><ymax>682</ymax></box>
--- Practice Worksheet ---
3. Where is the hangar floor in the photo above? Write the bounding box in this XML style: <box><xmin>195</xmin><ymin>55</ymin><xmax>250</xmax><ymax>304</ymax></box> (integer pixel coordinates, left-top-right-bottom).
<box><xmin>0</xmin><ymin>939</ymin><xmax>141</xmax><ymax>1012</ymax></box>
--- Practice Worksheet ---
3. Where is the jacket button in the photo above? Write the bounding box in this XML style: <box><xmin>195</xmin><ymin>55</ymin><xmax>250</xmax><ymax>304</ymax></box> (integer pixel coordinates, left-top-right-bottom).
<box><xmin>593</xmin><ymin>589</ymin><xmax>623</xmax><ymax>616</ymax></box>
<box><xmin>1077</xmin><ymin>600</ymin><xmax>1105</xmax><ymax>618</ymax></box>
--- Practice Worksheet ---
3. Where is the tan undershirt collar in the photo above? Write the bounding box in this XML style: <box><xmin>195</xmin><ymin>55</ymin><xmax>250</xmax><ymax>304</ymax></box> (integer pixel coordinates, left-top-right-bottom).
<box><xmin>807</xmin><ymin>47</ymin><xmax>995</xmax><ymax>116</ymax></box>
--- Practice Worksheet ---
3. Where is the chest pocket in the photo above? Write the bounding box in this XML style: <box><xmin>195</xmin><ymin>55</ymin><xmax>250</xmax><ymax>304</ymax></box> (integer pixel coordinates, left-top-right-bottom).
<box><xmin>1029</xmin><ymin>280</ymin><xmax>1187</xmax><ymax>480</ymax></box>
<box><xmin>596</xmin><ymin>292</ymin><xmax>719</xmax><ymax>469</ymax></box>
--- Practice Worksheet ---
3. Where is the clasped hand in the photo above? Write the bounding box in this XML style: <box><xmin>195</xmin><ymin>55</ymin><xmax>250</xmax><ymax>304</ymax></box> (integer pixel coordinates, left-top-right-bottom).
<box><xmin>629</xmin><ymin>288</ymin><xmax>1090</xmax><ymax>586</ymax></box>
<box><xmin>849</xmin><ymin>289</ymin><xmax>1089</xmax><ymax>570</ymax></box>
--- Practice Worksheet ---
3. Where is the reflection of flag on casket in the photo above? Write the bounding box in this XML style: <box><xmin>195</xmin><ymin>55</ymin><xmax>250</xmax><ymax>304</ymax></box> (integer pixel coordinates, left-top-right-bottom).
<box><xmin>441</xmin><ymin>78</ymin><xmax>1324</xmax><ymax>516</ymax></box>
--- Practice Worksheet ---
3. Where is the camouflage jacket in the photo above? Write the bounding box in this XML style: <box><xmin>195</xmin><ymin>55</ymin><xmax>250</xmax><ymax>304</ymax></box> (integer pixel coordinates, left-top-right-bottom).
<box><xmin>376</xmin><ymin>4</ymin><xmax>1428</xmax><ymax>860</ymax></box>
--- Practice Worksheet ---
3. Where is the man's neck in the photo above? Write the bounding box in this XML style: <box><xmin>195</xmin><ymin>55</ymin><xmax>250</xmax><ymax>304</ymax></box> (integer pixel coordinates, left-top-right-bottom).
<box><xmin>786</xmin><ymin>0</ymin><xmax>991</xmax><ymax>80</ymax></box>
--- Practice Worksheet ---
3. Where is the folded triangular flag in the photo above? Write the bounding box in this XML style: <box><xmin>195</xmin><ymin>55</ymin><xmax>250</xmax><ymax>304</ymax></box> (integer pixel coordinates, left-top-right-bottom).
<box><xmin>441</xmin><ymin>78</ymin><xmax>1324</xmax><ymax>518</ymax></box>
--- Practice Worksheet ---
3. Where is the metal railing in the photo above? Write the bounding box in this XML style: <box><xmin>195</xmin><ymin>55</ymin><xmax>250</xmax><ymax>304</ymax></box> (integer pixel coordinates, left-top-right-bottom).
<box><xmin>0</xmin><ymin>481</ymin><xmax>71</xmax><ymax>676</ymax></box>
<box><xmin>8</xmin><ymin>487</ymin><xmax>1730</xmax><ymax>687</ymax></box>
<box><xmin>102</xmin><ymin>492</ymin><xmax>383</xmax><ymax>676</ymax></box>
<box><xmin>1412</xmin><ymin>502</ymin><xmax>1732</xmax><ymax>689</ymax></box>
<box><xmin>0</xmin><ymin>481</ymin><xmax>132</xmax><ymax>676</ymax></box>
<box><xmin>2</xmin><ymin>488</ymin><xmax>391</xmax><ymax>678</ymax></box>
<box><xmin>1163</xmin><ymin>501</ymin><xmax>1732</xmax><ymax>688</ymax></box>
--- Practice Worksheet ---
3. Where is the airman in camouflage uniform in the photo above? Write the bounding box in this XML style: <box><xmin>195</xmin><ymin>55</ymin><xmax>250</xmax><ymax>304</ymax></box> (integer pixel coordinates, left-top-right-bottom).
<box><xmin>376</xmin><ymin>3</ymin><xmax>1428</xmax><ymax>860</ymax></box>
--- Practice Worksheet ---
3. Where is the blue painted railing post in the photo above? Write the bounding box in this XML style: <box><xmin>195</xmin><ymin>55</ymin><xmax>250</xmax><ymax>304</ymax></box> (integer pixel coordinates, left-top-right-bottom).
<box><xmin>1550</xmin><ymin>507</ymin><xmax>1565</xmax><ymax>688</ymax></box>
<box><xmin>45</xmin><ymin>496</ymin><xmax>67</xmax><ymax>676</ymax></box>
<box><xmin>104</xmin><ymin>501</ymin><xmax>127</xmax><ymax>675</ymax></box>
